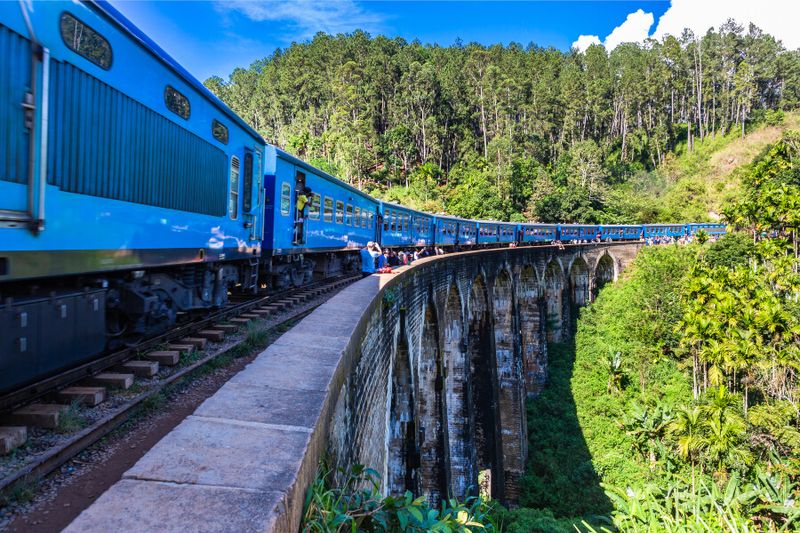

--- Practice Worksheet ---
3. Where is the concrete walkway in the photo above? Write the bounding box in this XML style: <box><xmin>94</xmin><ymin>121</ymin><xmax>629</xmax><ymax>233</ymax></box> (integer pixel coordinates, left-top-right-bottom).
<box><xmin>65</xmin><ymin>274</ymin><xmax>390</xmax><ymax>533</ymax></box>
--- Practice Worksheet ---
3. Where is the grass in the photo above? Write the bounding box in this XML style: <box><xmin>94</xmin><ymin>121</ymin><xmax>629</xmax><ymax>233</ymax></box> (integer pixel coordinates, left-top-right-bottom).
<box><xmin>656</xmin><ymin>112</ymin><xmax>800</xmax><ymax>221</ymax></box>
<box><xmin>55</xmin><ymin>401</ymin><xmax>88</xmax><ymax>434</ymax></box>
<box><xmin>0</xmin><ymin>476</ymin><xmax>39</xmax><ymax>507</ymax></box>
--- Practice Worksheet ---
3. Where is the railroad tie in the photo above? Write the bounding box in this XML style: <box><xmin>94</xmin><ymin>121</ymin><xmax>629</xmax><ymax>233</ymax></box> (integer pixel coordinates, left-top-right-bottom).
<box><xmin>229</xmin><ymin>317</ymin><xmax>251</xmax><ymax>325</ymax></box>
<box><xmin>4</xmin><ymin>404</ymin><xmax>67</xmax><ymax>429</ymax></box>
<box><xmin>145</xmin><ymin>351</ymin><xmax>180</xmax><ymax>366</ymax></box>
<box><xmin>181</xmin><ymin>337</ymin><xmax>208</xmax><ymax>350</ymax></box>
<box><xmin>239</xmin><ymin>313</ymin><xmax>260</xmax><ymax>319</ymax></box>
<box><xmin>167</xmin><ymin>343</ymin><xmax>195</xmax><ymax>355</ymax></box>
<box><xmin>197</xmin><ymin>329</ymin><xmax>225</xmax><ymax>342</ymax></box>
<box><xmin>120</xmin><ymin>360</ymin><xmax>159</xmax><ymax>378</ymax></box>
<box><xmin>0</xmin><ymin>426</ymin><xmax>27</xmax><ymax>455</ymax></box>
<box><xmin>92</xmin><ymin>373</ymin><xmax>134</xmax><ymax>390</ymax></box>
<box><xmin>250</xmin><ymin>309</ymin><xmax>271</xmax><ymax>316</ymax></box>
<box><xmin>57</xmin><ymin>386</ymin><xmax>107</xmax><ymax>407</ymax></box>
<box><xmin>215</xmin><ymin>324</ymin><xmax>239</xmax><ymax>334</ymax></box>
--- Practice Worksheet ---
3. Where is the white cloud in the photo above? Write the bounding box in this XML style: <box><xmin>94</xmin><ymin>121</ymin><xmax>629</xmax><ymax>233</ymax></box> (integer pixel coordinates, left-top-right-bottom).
<box><xmin>652</xmin><ymin>0</ymin><xmax>800</xmax><ymax>50</ymax></box>
<box><xmin>603</xmin><ymin>9</ymin><xmax>654</xmax><ymax>50</ymax></box>
<box><xmin>572</xmin><ymin>8</ymin><xmax>654</xmax><ymax>52</ymax></box>
<box><xmin>574</xmin><ymin>0</ymin><xmax>800</xmax><ymax>54</ymax></box>
<box><xmin>572</xmin><ymin>34</ymin><xmax>601</xmax><ymax>53</ymax></box>
<box><xmin>215</xmin><ymin>0</ymin><xmax>384</xmax><ymax>41</ymax></box>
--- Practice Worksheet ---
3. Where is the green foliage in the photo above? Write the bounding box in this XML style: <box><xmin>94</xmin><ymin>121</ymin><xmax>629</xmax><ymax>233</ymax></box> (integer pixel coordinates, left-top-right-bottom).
<box><xmin>301</xmin><ymin>464</ymin><xmax>499</xmax><ymax>532</ymax></box>
<box><xmin>205</xmin><ymin>24</ymin><xmax>800</xmax><ymax>223</ymax></box>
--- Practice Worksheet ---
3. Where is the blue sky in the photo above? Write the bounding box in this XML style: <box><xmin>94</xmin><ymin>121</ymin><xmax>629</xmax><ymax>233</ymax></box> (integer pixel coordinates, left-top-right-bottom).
<box><xmin>110</xmin><ymin>1</ymin><xmax>670</xmax><ymax>82</ymax></box>
<box><xmin>110</xmin><ymin>1</ymin><xmax>800</xmax><ymax>84</ymax></box>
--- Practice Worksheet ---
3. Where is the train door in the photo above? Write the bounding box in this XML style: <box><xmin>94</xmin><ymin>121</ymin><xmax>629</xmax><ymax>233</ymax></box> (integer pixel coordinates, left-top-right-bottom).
<box><xmin>242</xmin><ymin>148</ymin><xmax>263</xmax><ymax>242</ymax></box>
<box><xmin>374</xmin><ymin>206</ymin><xmax>382</xmax><ymax>245</ymax></box>
<box><xmin>0</xmin><ymin>11</ymin><xmax>46</xmax><ymax>227</ymax></box>
<box><xmin>292</xmin><ymin>171</ymin><xmax>306</xmax><ymax>244</ymax></box>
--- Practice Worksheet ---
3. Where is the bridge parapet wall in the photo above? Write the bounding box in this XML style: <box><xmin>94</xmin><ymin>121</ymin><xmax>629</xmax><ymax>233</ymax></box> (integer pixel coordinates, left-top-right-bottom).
<box><xmin>66</xmin><ymin>242</ymin><xmax>641</xmax><ymax>532</ymax></box>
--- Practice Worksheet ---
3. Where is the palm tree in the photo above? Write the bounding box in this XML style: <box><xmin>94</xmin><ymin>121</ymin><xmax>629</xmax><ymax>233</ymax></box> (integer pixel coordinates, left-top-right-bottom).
<box><xmin>669</xmin><ymin>406</ymin><xmax>705</xmax><ymax>494</ymax></box>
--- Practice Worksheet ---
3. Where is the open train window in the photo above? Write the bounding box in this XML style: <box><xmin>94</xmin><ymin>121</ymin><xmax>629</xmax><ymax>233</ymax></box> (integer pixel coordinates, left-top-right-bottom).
<box><xmin>368</xmin><ymin>213</ymin><xmax>374</xmax><ymax>229</ymax></box>
<box><xmin>345</xmin><ymin>204</ymin><xmax>353</xmax><ymax>226</ymax></box>
<box><xmin>323</xmin><ymin>197</ymin><xmax>333</xmax><ymax>222</ymax></box>
<box><xmin>309</xmin><ymin>194</ymin><xmax>321</xmax><ymax>220</ymax></box>
<box><xmin>164</xmin><ymin>86</ymin><xmax>190</xmax><ymax>119</ymax></box>
<box><xmin>384</xmin><ymin>210</ymin><xmax>391</xmax><ymax>231</ymax></box>
<box><xmin>60</xmin><ymin>12</ymin><xmax>112</xmax><ymax>70</ymax></box>
<box><xmin>243</xmin><ymin>152</ymin><xmax>253</xmax><ymax>213</ymax></box>
<box><xmin>335</xmin><ymin>201</ymin><xmax>344</xmax><ymax>224</ymax></box>
<box><xmin>280</xmin><ymin>182</ymin><xmax>291</xmax><ymax>216</ymax></box>
<box><xmin>212</xmin><ymin>120</ymin><xmax>228</xmax><ymax>144</ymax></box>
<box><xmin>354</xmin><ymin>206</ymin><xmax>361</xmax><ymax>227</ymax></box>
<box><xmin>229</xmin><ymin>157</ymin><xmax>240</xmax><ymax>219</ymax></box>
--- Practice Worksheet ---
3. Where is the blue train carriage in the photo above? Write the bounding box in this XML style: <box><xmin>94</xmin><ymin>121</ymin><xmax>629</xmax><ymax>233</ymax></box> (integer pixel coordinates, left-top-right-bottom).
<box><xmin>599</xmin><ymin>225</ymin><xmax>642</xmax><ymax>241</ymax></box>
<box><xmin>264</xmin><ymin>147</ymin><xmax>379</xmax><ymax>287</ymax></box>
<box><xmin>433</xmin><ymin>215</ymin><xmax>461</xmax><ymax>247</ymax></box>
<box><xmin>496</xmin><ymin>221</ymin><xmax>518</xmax><ymax>244</ymax></box>
<box><xmin>0</xmin><ymin>0</ymin><xmax>264</xmax><ymax>390</ymax></box>
<box><xmin>642</xmin><ymin>224</ymin><xmax>685</xmax><ymax>239</ymax></box>
<box><xmin>519</xmin><ymin>223</ymin><xmax>558</xmax><ymax>244</ymax></box>
<box><xmin>456</xmin><ymin>218</ymin><xmax>478</xmax><ymax>246</ymax></box>
<box><xmin>379</xmin><ymin>201</ymin><xmax>433</xmax><ymax>248</ymax></box>
<box><xmin>558</xmin><ymin>224</ymin><xmax>600</xmax><ymax>242</ymax></box>
<box><xmin>686</xmin><ymin>223</ymin><xmax>727</xmax><ymax>236</ymax></box>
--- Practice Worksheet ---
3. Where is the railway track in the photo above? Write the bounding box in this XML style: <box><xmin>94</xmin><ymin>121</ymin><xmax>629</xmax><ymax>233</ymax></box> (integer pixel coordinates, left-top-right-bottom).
<box><xmin>0</xmin><ymin>274</ymin><xmax>360</xmax><ymax>501</ymax></box>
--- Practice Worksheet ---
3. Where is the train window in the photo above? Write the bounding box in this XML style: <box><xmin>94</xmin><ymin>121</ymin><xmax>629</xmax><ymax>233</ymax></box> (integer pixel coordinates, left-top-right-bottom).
<box><xmin>309</xmin><ymin>194</ymin><xmax>321</xmax><ymax>220</ymax></box>
<box><xmin>345</xmin><ymin>204</ymin><xmax>353</xmax><ymax>226</ymax></box>
<box><xmin>354</xmin><ymin>206</ymin><xmax>361</xmax><ymax>227</ymax></box>
<box><xmin>212</xmin><ymin>120</ymin><xmax>228</xmax><ymax>144</ymax></box>
<box><xmin>60</xmin><ymin>13</ymin><xmax>112</xmax><ymax>70</ymax></box>
<box><xmin>335</xmin><ymin>201</ymin><xmax>344</xmax><ymax>224</ymax></box>
<box><xmin>279</xmin><ymin>182</ymin><xmax>290</xmax><ymax>216</ymax></box>
<box><xmin>368</xmin><ymin>212</ymin><xmax>374</xmax><ymax>229</ymax></box>
<box><xmin>229</xmin><ymin>157</ymin><xmax>240</xmax><ymax>219</ymax></box>
<box><xmin>324</xmin><ymin>197</ymin><xmax>333</xmax><ymax>222</ymax></box>
<box><xmin>390</xmin><ymin>212</ymin><xmax>396</xmax><ymax>232</ymax></box>
<box><xmin>243</xmin><ymin>152</ymin><xmax>253</xmax><ymax>213</ymax></box>
<box><xmin>404</xmin><ymin>215</ymin><xmax>410</xmax><ymax>233</ymax></box>
<box><xmin>164</xmin><ymin>86</ymin><xmax>190</xmax><ymax>120</ymax></box>
<box><xmin>384</xmin><ymin>211</ymin><xmax>390</xmax><ymax>231</ymax></box>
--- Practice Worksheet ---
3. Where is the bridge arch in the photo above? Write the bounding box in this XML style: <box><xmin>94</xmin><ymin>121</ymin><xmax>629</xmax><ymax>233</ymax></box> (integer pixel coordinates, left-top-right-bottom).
<box><xmin>443</xmin><ymin>284</ymin><xmax>470</xmax><ymax>498</ymax></box>
<box><xmin>467</xmin><ymin>275</ymin><xmax>499</xmax><ymax>499</ymax></box>
<box><xmin>593</xmin><ymin>253</ymin><xmax>616</xmax><ymax>299</ymax></box>
<box><xmin>417</xmin><ymin>296</ymin><xmax>446</xmax><ymax>505</ymax></box>
<box><xmin>387</xmin><ymin>324</ymin><xmax>417</xmax><ymax>496</ymax></box>
<box><xmin>544</xmin><ymin>259</ymin><xmax>566</xmax><ymax>342</ymax></box>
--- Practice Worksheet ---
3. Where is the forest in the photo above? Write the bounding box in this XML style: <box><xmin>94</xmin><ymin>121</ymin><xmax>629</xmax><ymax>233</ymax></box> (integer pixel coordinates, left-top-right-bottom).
<box><xmin>504</xmin><ymin>133</ymin><xmax>800</xmax><ymax>531</ymax></box>
<box><xmin>205</xmin><ymin>21</ymin><xmax>800</xmax><ymax>223</ymax></box>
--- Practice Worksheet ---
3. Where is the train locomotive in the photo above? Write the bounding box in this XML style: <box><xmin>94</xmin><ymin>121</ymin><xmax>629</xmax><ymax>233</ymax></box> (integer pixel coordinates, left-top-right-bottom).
<box><xmin>0</xmin><ymin>0</ymin><xmax>725</xmax><ymax>393</ymax></box>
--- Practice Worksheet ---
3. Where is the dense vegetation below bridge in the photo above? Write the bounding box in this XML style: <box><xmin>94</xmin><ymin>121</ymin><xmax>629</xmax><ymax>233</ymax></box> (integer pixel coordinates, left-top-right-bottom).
<box><xmin>206</xmin><ymin>22</ymin><xmax>800</xmax><ymax>224</ymax></box>
<box><xmin>502</xmin><ymin>132</ymin><xmax>800</xmax><ymax>531</ymax></box>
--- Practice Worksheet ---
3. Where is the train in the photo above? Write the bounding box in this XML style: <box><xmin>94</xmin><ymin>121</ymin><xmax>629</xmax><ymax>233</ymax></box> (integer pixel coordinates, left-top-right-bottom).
<box><xmin>0</xmin><ymin>0</ymin><xmax>725</xmax><ymax>393</ymax></box>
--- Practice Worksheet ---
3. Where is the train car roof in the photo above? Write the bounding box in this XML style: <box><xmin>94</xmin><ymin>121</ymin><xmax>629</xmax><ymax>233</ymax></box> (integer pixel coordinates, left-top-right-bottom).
<box><xmin>90</xmin><ymin>1</ymin><xmax>265</xmax><ymax>144</ymax></box>
<box><xmin>268</xmin><ymin>146</ymin><xmax>376</xmax><ymax>202</ymax></box>
<box><xmin>380</xmin><ymin>200</ymin><xmax>431</xmax><ymax>216</ymax></box>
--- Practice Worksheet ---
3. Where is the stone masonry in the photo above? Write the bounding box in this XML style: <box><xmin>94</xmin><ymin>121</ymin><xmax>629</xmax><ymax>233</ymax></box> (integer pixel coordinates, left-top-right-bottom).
<box><xmin>66</xmin><ymin>242</ymin><xmax>640</xmax><ymax>532</ymax></box>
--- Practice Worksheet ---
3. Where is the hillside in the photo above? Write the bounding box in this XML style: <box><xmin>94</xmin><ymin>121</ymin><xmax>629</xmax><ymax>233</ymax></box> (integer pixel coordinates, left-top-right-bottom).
<box><xmin>206</xmin><ymin>25</ymin><xmax>800</xmax><ymax>224</ymax></box>
<box><xmin>652</xmin><ymin>111</ymin><xmax>800</xmax><ymax>222</ymax></box>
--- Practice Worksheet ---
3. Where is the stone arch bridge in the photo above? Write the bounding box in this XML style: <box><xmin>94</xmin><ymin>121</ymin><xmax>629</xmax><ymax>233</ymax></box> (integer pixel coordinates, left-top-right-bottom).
<box><xmin>67</xmin><ymin>242</ymin><xmax>642</xmax><ymax>533</ymax></box>
<box><xmin>329</xmin><ymin>243</ymin><xmax>639</xmax><ymax>510</ymax></box>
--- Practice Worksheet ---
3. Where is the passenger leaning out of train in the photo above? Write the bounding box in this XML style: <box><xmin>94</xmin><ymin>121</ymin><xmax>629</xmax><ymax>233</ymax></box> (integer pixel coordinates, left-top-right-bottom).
<box><xmin>361</xmin><ymin>241</ymin><xmax>382</xmax><ymax>277</ymax></box>
<box><xmin>294</xmin><ymin>187</ymin><xmax>312</xmax><ymax>244</ymax></box>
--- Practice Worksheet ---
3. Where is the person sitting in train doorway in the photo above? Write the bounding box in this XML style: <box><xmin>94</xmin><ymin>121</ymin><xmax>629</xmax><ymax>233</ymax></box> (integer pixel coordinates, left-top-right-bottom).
<box><xmin>594</xmin><ymin>231</ymin><xmax>602</xmax><ymax>243</ymax></box>
<box><xmin>294</xmin><ymin>186</ymin><xmax>312</xmax><ymax>245</ymax></box>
